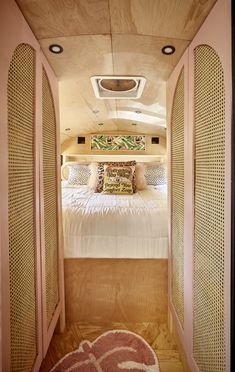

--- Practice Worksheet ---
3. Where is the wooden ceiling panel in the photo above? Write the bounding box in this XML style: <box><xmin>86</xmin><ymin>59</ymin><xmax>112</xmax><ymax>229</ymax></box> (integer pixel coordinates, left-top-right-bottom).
<box><xmin>116</xmin><ymin>120</ymin><xmax>167</xmax><ymax>136</ymax></box>
<box><xmin>59</xmin><ymin>79</ymin><xmax>118</xmax><ymax>136</ymax></box>
<box><xmin>40</xmin><ymin>35</ymin><xmax>113</xmax><ymax>79</ymax></box>
<box><xmin>112</xmin><ymin>34</ymin><xmax>189</xmax><ymax>114</ymax></box>
<box><xmin>16</xmin><ymin>0</ymin><xmax>110</xmax><ymax>39</ymax></box>
<box><xmin>110</xmin><ymin>0</ymin><xmax>217</xmax><ymax>40</ymax></box>
<box><xmin>15</xmin><ymin>0</ymin><xmax>217</xmax><ymax>142</ymax></box>
<box><xmin>112</xmin><ymin>34</ymin><xmax>189</xmax><ymax>81</ymax></box>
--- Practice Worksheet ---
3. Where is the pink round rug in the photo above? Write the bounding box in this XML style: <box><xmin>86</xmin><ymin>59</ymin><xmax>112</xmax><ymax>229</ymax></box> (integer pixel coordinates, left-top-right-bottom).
<box><xmin>50</xmin><ymin>330</ymin><xmax>160</xmax><ymax>371</ymax></box>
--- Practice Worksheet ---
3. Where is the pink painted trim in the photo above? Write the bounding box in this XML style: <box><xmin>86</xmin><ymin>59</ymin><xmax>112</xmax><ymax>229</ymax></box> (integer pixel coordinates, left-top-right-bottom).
<box><xmin>33</xmin><ymin>43</ymin><xmax>44</xmax><ymax>372</ymax></box>
<box><xmin>167</xmin><ymin>48</ymin><xmax>196</xmax><ymax>370</ymax></box>
<box><xmin>0</xmin><ymin>0</ymin><xmax>65</xmax><ymax>370</ymax></box>
<box><xmin>167</xmin><ymin>0</ymin><xmax>231</xmax><ymax>371</ymax></box>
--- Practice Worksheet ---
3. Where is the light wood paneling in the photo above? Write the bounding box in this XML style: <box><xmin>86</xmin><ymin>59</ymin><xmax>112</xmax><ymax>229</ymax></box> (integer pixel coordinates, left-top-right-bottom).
<box><xmin>113</xmin><ymin>34</ymin><xmax>189</xmax><ymax>107</ymax></box>
<box><xmin>16</xmin><ymin>0</ymin><xmax>216</xmax><ymax>41</ymax></box>
<box><xmin>61</xmin><ymin>132</ymin><xmax>166</xmax><ymax>156</ymax></box>
<box><xmin>110</xmin><ymin>0</ymin><xmax>216</xmax><ymax>40</ymax></box>
<box><xmin>15</xmin><ymin>0</ymin><xmax>217</xmax><ymax>145</ymax></box>
<box><xmin>40</xmin><ymin>34</ymin><xmax>187</xmax><ymax>138</ymax></box>
<box><xmin>16</xmin><ymin>0</ymin><xmax>111</xmax><ymax>39</ymax></box>
<box><xmin>64</xmin><ymin>259</ymin><xmax>168</xmax><ymax>324</ymax></box>
<box><xmin>39</xmin><ymin>322</ymin><xmax>185</xmax><ymax>372</ymax></box>
<box><xmin>40</xmin><ymin>35</ymin><xmax>113</xmax><ymax>80</ymax></box>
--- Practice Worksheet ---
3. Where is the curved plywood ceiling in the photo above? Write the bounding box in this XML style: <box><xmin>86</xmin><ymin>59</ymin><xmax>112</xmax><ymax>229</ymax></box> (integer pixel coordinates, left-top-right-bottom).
<box><xmin>16</xmin><ymin>0</ymin><xmax>216</xmax><ymax>143</ymax></box>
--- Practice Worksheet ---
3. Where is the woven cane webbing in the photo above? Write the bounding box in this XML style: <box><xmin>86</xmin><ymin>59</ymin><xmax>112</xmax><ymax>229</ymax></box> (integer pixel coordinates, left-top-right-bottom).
<box><xmin>171</xmin><ymin>68</ymin><xmax>184</xmax><ymax>327</ymax></box>
<box><xmin>8</xmin><ymin>44</ymin><xmax>37</xmax><ymax>371</ymax></box>
<box><xmin>193</xmin><ymin>45</ymin><xmax>225</xmax><ymax>371</ymax></box>
<box><xmin>42</xmin><ymin>68</ymin><xmax>59</xmax><ymax>328</ymax></box>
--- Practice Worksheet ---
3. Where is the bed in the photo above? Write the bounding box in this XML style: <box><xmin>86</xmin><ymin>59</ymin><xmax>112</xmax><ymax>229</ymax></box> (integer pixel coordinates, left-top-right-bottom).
<box><xmin>62</xmin><ymin>183</ymin><xmax>167</xmax><ymax>259</ymax></box>
<box><xmin>61</xmin><ymin>160</ymin><xmax>168</xmax><ymax>324</ymax></box>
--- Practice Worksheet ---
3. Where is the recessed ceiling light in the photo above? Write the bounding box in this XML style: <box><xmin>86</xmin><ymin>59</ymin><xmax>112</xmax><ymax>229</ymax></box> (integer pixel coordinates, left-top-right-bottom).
<box><xmin>98</xmin><ymin>122</ymin><xmax>104</xmax><ymax>126</ymax></box>
<box><xmin>49</xmin><ymin>44</ymin><xmax>63</xmax><ymax>54</ymax></box>
<box><xmin>65</xmin><ymin>127</ymin><xmax>71</xmax><ymax>131</ymax></box>
<box><xmin>162</xmin><ymin>45</ymin><xmax>175</xmax><ymax>55</ymax></box>
<box><xmin>135</xmin><ymin>110</ymin><xmax>142</xmax><ymax>114</ymax></box>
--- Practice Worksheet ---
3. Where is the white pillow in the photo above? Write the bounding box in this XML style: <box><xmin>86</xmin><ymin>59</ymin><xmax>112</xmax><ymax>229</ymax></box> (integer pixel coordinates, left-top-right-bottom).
<box><xmin>145</xmin><ymin>164</ymin><xmax>167</xmax><ymax>185</ymax></box>
<box><xmin>67</xmin><ymin>164</ymin><xmax>91</xmax><ymax>185</ymax></box>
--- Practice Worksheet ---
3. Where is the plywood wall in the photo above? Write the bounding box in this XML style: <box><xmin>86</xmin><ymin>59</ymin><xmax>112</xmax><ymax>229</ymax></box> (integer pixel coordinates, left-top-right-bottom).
<box><xmin>61</xmin><ymin>131</ymin><xmax>166</xmax><ymax>157</ymax></box>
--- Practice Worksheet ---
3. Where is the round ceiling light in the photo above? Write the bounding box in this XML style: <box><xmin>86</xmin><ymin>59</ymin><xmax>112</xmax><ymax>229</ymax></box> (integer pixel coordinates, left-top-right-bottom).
<box><xmin>161</xmin><ymin>45</ymin><xmax>175</xmax><ymax>55</ymax></box>
<box><xmin>99</xmin><ymin>79</ymin><xmax>137</xmax><ymax>92</ymax></box>
<box><xmin>49</xmin><ymin>44</ymin><xmax>63</xmax><ymax>54</ymax></box>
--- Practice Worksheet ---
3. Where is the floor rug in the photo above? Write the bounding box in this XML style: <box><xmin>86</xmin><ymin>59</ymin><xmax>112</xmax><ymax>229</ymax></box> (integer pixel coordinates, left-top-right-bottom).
<box><xmin>50</xmin><ymin>329</ymin><xmax>160</xmax><ymax>371</ymax></box>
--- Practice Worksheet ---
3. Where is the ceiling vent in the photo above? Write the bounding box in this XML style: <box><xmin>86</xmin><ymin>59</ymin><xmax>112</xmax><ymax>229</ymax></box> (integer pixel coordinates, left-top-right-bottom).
<box><xmin>90</xmin><ymin>76</ymin><xmax>146</xmax><ymax>99</ymax></box>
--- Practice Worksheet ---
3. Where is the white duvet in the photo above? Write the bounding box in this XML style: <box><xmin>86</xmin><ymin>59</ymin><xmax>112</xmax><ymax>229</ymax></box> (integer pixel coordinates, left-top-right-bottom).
<box><xmin>62</xmin><ymin>184</ymin><xmax>168</xmax><ymax>258</ymax></box>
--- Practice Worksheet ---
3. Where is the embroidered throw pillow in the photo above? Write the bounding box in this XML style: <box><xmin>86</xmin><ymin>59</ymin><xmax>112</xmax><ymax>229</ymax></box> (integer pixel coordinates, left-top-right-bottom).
<box><xmin>145</xmin><ymin>164</ymin><xmax>167</xmax><ymax>185</ymax></box>
<box><xmin>102</xmin><ymin>165</ymin><xmax>134</xmax><ymax>195</ymax></box>
<box><xmin>67</xmin><ymin>164</ymin><xmax>91</xmax><ymax>185</ymax></box>
<box><xmin>95</xmin><ymin>160</ymin><xmax>136</xmax><ymax>193</ymax></box>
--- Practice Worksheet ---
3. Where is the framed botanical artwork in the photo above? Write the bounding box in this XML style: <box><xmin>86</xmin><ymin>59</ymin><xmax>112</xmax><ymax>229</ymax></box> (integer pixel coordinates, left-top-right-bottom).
<box><xmin>91</xmin><ymin>135</ymin><xmax>146</xmax><ymax>151</ymax></box>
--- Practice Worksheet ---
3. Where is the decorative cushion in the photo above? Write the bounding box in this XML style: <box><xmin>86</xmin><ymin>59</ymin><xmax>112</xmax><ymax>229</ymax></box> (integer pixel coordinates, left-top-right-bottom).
<box><xmin>145</xmin><ymin>164</ymin><xmax>167</xmax><ymax>185</ymax></box>
<box><xmin>61</xmin><ymin>161</ymin><xmax>89</xmax><ymax>180</ymax></box>
<box><xmin>88</xmin><ymin>162</ymin><xmax>98</xmax><ymax>190</ymax></box>
<box><xmin>68</xmin><ymin>164</ymin><xmax>91</xmax><ymax>185</ymax></box>
<box><xmin>102</xmin><ymin>165</ymin><xmax>134</xmax><ymax>195</ymax></box>
<box><xmin>135</xmin><ymin>163</ymin><xmax>147</xmax><ymax>190</ymax></box>
<box><xmin>95</xmin><ymin>161</ymin><xmax>136</xmax><ymax>193</ymax></box>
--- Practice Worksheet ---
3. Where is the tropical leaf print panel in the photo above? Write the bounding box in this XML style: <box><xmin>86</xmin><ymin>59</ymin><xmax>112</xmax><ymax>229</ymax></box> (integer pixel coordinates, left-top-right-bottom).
<box><xmin>91</xmin><ymin>135</ymin><xmax>146</xmax><ymax>151</ymax></box>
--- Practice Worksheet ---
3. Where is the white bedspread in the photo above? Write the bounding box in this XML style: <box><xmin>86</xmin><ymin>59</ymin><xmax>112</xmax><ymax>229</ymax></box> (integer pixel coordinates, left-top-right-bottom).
<box><xmin>62</xmin><ymin>184</ymin><xmax>168</xmax><ymax>258</ymax></box>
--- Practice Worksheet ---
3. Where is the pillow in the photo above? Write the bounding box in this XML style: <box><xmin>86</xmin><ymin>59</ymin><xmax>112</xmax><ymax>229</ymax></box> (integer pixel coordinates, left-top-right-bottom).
<box><xmin>88</xmin><ymin>162</ymin><xmax>98</xmax><ymax>190</ymax></box>
<box><xmin>61</xmin><ymin>161</ymin><xmax>89</xmax><ymax>180</ymax></box>
<box><xmin>95</xmin><ymin>160</ymin><xmax>136</xmax><ymax>193</ymax></box>
<box><xmin>67</xmin><ymin>164</ymin><xmax>91</xmax><ymax>185</ymax></box>
<box><xmin>135</xmin><ymin>163</ymin><xmax>147</xmax><ymax>190</ymax></box>
<box><xmin>102</xmin><ymin>165</ymin><xmax>134</xmax><ymax>195</ymax></box>
<box><xmin>145</xmin><ymin>164</ymin><xmax>167</xmax><ymax>185</ymax></box>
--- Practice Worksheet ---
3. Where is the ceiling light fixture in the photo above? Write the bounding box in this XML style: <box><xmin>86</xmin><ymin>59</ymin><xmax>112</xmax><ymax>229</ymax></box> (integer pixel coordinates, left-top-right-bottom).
<box><xmin>161</xmin><ymin>45</ymin><xmax>175</xmax><ymax>55</ymax></box>
<box><xmin>49</xmin><ymin>44</ymin><xmax>63</xmax><ymax>54</ymax></box>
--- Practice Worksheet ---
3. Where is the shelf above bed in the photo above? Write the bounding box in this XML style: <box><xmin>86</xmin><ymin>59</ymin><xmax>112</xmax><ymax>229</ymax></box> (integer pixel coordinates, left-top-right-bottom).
<box><xmin>62</xmin><ymin>153</ymin><xmax>166</xmax><ymax>163</ymax></box>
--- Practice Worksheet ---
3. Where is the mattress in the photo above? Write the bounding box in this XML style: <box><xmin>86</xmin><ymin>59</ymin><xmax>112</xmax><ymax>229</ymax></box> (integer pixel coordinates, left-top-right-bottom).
<box><xmin>62</xmin><ymin>184</ymin><xmax>168</xmax><ymax>258</ymax></box>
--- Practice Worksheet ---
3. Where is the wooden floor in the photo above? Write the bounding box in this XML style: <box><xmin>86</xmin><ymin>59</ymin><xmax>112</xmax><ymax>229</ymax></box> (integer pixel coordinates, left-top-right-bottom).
<box><xmin>40</xmin><ymin>321</ymin><xmax>185</xmax><ymax>372</ymax></box>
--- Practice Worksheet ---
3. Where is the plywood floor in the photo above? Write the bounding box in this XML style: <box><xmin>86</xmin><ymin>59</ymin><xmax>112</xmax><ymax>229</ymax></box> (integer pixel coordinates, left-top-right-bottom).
<box><xmin>40</xmin><ymin>322</ymin><xmax>185</xmax><ymax>372</ymax></box>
